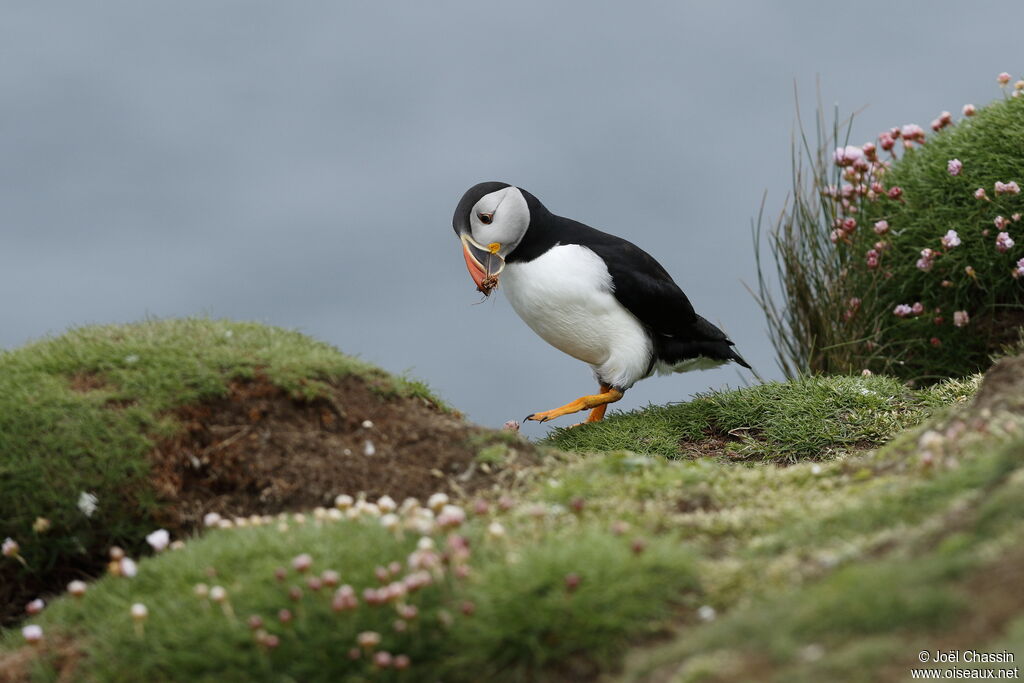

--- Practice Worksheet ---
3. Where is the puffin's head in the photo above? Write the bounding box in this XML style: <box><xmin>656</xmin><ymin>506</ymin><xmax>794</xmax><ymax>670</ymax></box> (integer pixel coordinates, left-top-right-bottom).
<box><xmin>452</xmin><ymin>181</ymin><xmax>530</xmax><ymax>295</ymax></box>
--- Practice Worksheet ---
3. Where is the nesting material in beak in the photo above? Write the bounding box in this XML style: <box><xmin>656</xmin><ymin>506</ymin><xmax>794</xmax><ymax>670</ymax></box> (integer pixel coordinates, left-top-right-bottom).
<box><xmin>460</xmin><ymin>234</ymin><xmax>504</xmax><ymax>296</ymax></box>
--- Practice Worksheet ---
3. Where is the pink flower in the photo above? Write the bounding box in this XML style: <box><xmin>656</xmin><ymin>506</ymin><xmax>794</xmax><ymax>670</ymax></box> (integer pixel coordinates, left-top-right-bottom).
<box><xmin>25</xmin><ymin>599</ymin><xmax>44</xmax><ymax>615</ymax></box>
<box><xmin>947</xmin><ymin>159</ymin><xmax>963</xmax><ymax>176</ymax></box>
<box><xmin>888</xmin><ymin>186</ymin><xmax>903</xmax><ymax>200</ymax></box>
<box><xmin>911</xmin><ymin>302</ymin><xmax>924</xmax><ymax>316</ymax></box>
<box><xmin>503</xmin><ymin>420</ymin><xmax>520</xmax><ymax>432</ymax></box>
<box><xmin>998</xmin><ymin>72</ymin><xmax>1012</xmax><ymax>86</ymax></box>
<box><xmin>901</xmin><ymin>124</ymin><xmax>926</xmax><ymax>143</ymax></box>
<box><xmin>842</xmin><ymin>217</ymin><xmax>857</xmax><ymax>233</ymax></box>
<box><xmin>865</xmin><ymin>249</ymin><xmax>880</xmax><ymax>269</ymax></box>
<box><xmin>953</xmin><ymin>310</ymin><xmax>970</xmax><ymax>327</ymax></box>
<box><xmin>939</xmin><ymin>111</ymin><xmax>953</xmax><ymax>127</ymax></box>
<box><xmin>291</xmin><ymin>553</ymin><xmax>313</xmax><ymax>573</ymax></box>
<box><xmin>862</xmin><ymin>142</ymin><xmax>877</xmax><ymax>159</ymax></box>
<box><xmin>833</xmin><ymin>145</ymin><xmax>864</xmax><ymax>167</ymax></box>
<box><xmin>873</xmin><ymin>220</ymin><xmax>890</xmax><ymax>235</ymax></box>
<box><xmin>995</xmin><ymin>215</ymin><xmax>1010</xmax><ymax>230</ymax></box>
<box><xmin>941</xmin><ymin>230</ymin><xmax>961</xmax><ymax>248</ymax></box>
<box><xmin>879</xmin><ymin>131</ymin><xmax>896</xmax><ymax>151</ymax></box>
<box><xmin>893</xmin><ymin>304</ymin><xmax>913</xmax><ymax>318</ymax></box>
<box><xmin>996</xmin><ymin>232</ymin><xmax>1015</xmax><ymax>253</ymax></box>
<box><xmin>917</xmin><ymin>248</ymin><xmax>936</xmax><ymax>271</ymax></box>
<box><xmin>975</xmin><ymin>187</ymin><xmax>989</xmax><ymax>200</ymax></box>
<box><xmin>995</xmin><ymin>181</ymin><xmax>1021</xmax><ymax>196</ymax></box>
<box><xmin>963</xmin><ymin>104</ymin><xmax>977</xmax><ymax>117</ymax></box>
<box><xmin>1016</xmin><ymin>258</ymin><xmax>1024</xmax><ymax>277</ymax></box>
<box><xmin>22</xmin><ymin>625</ymin><xmax>43</xmax><ymax>644</ymax></box>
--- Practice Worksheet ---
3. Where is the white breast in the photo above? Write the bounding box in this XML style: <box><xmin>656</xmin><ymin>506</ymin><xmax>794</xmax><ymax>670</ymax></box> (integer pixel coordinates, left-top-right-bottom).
<box><xmin>501</xmin><ymin>244</ymin><xmax>653</xmax><ymax>389</ymax></box>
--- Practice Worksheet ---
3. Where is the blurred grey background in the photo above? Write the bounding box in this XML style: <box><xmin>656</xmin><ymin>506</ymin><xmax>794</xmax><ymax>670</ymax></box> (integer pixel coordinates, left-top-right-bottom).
<box><xmin>3</xmin><ymin>1</ymin><xmax>1021</xmax><ymax>437</ymax></box>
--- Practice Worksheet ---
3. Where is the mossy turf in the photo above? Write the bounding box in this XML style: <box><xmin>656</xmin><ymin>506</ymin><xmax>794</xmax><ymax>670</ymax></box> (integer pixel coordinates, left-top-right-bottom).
<box><xmin>848</xmin><ymin>93</ymin><xmax>1024</xmax><ymax>380</ymax></box>
<box><xmin>0</xmin><ymin>318</ymin><xmax>441</xmax><ymax>622</ymax></box>
<box><xmin>546</xmin><ymin>374</ymin><xmax>977</xmax><ymax>461</ymax></box>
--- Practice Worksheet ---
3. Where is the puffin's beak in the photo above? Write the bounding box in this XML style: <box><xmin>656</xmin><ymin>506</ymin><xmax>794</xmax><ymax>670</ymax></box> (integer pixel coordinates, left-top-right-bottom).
<box><xmin>460</xmin><ymin>234</ymin><xmax>504</xmax><ymax>295</ymax></box>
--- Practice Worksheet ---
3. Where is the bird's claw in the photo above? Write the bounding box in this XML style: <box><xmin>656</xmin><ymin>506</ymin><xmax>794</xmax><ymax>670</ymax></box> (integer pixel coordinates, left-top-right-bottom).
<box><xmin>524</xmin><ymin>413</ymin><xmax>550</xmax><ymax>423</ymax></box>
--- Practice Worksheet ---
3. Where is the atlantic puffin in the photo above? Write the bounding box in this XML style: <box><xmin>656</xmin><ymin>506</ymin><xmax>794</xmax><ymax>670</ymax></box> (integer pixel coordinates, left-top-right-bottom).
<box><xmin>453</xmin><ymin>181</ymin><xmax>750</xmax><ymax>424</ymax></box>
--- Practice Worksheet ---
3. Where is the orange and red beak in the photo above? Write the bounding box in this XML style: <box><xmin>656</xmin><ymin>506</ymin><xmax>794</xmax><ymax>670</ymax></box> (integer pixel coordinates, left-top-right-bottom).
<box><xmin>460</xmin><ymin>234</ymin><xmax>504</xmax><ymax>295</ymax></box>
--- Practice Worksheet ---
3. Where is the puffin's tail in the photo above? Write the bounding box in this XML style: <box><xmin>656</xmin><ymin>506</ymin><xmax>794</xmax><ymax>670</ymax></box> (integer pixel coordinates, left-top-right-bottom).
<box><xmin>656</xmin><ymin>316</ymin><xmax>751</xmax><ymax>370</ymax></box>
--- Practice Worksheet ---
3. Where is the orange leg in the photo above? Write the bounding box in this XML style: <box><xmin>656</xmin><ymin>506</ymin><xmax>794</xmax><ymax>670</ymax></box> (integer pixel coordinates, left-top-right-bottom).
<box><xmin>526</xmin><ymin>384</ymin><xmax>623</xmax><ymax>423</ymax></box>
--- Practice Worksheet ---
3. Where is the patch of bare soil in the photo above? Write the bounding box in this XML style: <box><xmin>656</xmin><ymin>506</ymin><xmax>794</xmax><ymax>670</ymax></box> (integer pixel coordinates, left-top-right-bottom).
<box><xmin>148</xmin><ymin>374</ymin><xmax>535</xmax><ymax>532</ymax></box>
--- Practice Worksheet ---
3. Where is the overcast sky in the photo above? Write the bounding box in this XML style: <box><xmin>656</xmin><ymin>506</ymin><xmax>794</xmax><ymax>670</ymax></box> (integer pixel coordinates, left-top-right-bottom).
<box><xmin>3</xmin><ymin>2</ymin><xmax>1022</xmax><ymax>437</ymax></box>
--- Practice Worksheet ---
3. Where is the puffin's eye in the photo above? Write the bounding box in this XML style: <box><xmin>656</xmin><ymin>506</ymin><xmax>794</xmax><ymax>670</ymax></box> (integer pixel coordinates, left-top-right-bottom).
<box><xmin>478</xmin><ymin>212</ymin><xmax>493</xmax><ymax>225</ymax></box>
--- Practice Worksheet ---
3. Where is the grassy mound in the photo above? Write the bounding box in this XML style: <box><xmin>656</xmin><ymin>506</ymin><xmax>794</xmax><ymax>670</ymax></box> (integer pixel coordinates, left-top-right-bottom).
<box><xmin>0</xmin><ymin>319</ymin><xmax>522</xmax><ymax>627</ymax></box>
<box><xmin>547</xmin><ymin>374</ymin><xmax>976</xmax><ymax>461</ymax></box>
<box><xmin>5</xmin><ymin>323</ymin><xmax>1024</xmax><ymax>681</ymax></box>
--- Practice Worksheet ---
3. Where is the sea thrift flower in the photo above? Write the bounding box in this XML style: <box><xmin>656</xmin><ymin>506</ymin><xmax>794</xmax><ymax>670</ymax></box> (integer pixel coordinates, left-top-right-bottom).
<box><xmin>32</xmin><ymin>517</ymin><xmax>51</xmax><ymax>533</ymax></box>
<box><xmin>565</xmin><ymin>573</ymin><xmax>582</xmax><ymax>593</ymax></box>
<box><xmin>68</xmin><ymin>580</ymin><xmax>87</xmax><ymax>597</ymax></box>
<box><xmin>931</xmin><ymin>337</ymin><xmax>942</xmax><ymax>347</ymax></box>
<box><xmin>374</xmin><ymin>651</ymin><xmax>393</xmax><ymax>669</ymax></box>
<box><xmin>357</xmin><ymin>631</ymin><xmax>382</xmax><ymax>650</ymax></box>
<box><xmin>631</xmin><ymin>538</ymin><xmax>647</xmax><ymax>555</ymax></box>
<box><xmin>894</xmin><ymin>304</ymin><xmax>913</xmax><ymax>318</ymax></box>
<box><xmin>995</xmin><ymin>216</ymin><xmax>1010</xmax><ymax>230</ymax></box>
<box><xmin>119</xmin><ymin>557</ymin><xmax>137</xmax><ymax>578</ymax></box>
<box><xmin>363</xmin><ymin>440</ymin><xmax>376</xmax><ymax>456</ymax></box>
<box><xmin>842</xmin><ymin>217</ymin><xmax>857</xmax><ymax>233</ymax></box>
<box><xmin>887</xmin><ymin>186</ymin><xmax>903</xmax><ymax>200</ymax></box>
<box><xmin>865</xmin><ymin>249</ymin><xmax>880</xmax><ymax>269</ymax></box>
<box><xmin>879</xmin><ymin>131</ymin><xmax>895</xmax><ymax>151</ymax></box>
<box><xmin>873</xmin><ymin>220</ymin><xmax>889</xmax><ymax>235</ymax></box>
<box><xmin>427</xmin><ymin>493</ymin><xmax>449</xmax><ymax>512</ymax></box>
<box><xmin>1017</xmin><ymin>258</ymin><xmax>1024</xmax><ymax>277</ymax></box>
<box><xmin>862</xmin><ymin>142</ymin><xmax>877</xmax><ymax>159</ymax></box>
<box><xmin>997</xmin><ymin>232</ymin><xmax>1015</xmax><ymax>253</ymax></box>
<box><xmin>487</xmin><ymin>521</ymin><xmax>506</xmax><ymax>539</ymax></box>
<box><xmin>975</xmin><ymin>187</ymin><xmax>989</xmax><ymax>200</ymax></box>
<box><xmin>963</xmin><ymin>104</ymin><xmax>977</xmax><ymax>116</ymax></box>
<box><xmin>503</xmin><ymin>420</ymin><xmax>520</xmax><ymax>432</ymax></box>
<box><xmin>209</xmin><ymin>586</ymin><xmax>227</xmax><ymax>603</ymax></box>
<box><xmin>394</xmin><ymin>655</ymin><xmax>411</xmax><ymax>670</ymax></box>
<box><xmin>334</xmin><ymin>494</ymin><xmax>353</xmax><ymax>510</ymax></box>
<box><xmin>901</xmin><ymin>124</ymin><xmax>926</xmax><ymax>144</ymax></box>
<box><xmin>998</xmin><ymin>72</ymin><xmax>1012</xmax><ymax>86</ymax></box>
<box><xmin>917</xmin><ymin>248</ymin><xmax>936</xmax><ymax>271</ymax></box>
<box><xmin>953</xmin><ymin>310</ymin><xmax>970</xmax><ymax>327</ymax></box>
<box><xmin>2</xmin><ymin>537</ymin><xmax>19</xmax><ymax>558</ymax></box>
<box><xmin>25</xmin><ymin>599</ymin><xmax>44</xmax><ymax>615</ymax></box>
<box><xmin>947</xmin><ymin>159</ymin><xmax>962</xmax><ymax>176</ymax></box>
<box><xmin>146</xmin><ymin>529</ymin><xmax>170</xmax><ymax>552</ymax></box>
<box><xmin>278</xmin><ymin>608</ymin><xmax>293</xmax><ymax>623</ymax></box>
<box><xmin>377</xmin><ymin>495</ymin><xmax>397</xmax><ymax>513</ymax></box>
<box><xmin>437</xmin><ymin>504</ymin><xmax>467</xmax><ymax>528</ymax></box>
<box><xmin>361</xmin><ymin>419</ymin><xmax>374</xmax><ymax>429</ymax></box>
<box><xmin>833</xmin><ymin>145</ymin><xmax>864</xmax><ymax>166</ymax></box>
<box><xmin>911</xmin><ymin>302</ymin><xmax>924</xmax><ymax>316</ymax></box>
<box><xmin>131</xmin><ymin>603</ymin><xmax>149</xmax><ymax>621</ymax></box>
<box><xmin>292</xmin><ymin>553</ymin><xmax>313</xmax><ymax>572</ymax></box>
<box><xmin>22</xmin><ymin>625</ymin><xmax>43</xmax><ymax>645</ymax></box>
<box><xmin>995</xmin><ymin>181</ymin><xmax>1021</xmax><ymax>196</ymax></box>
<box><xmin>941</xmin><ymin>230</ymin><xmax>961</xmax><ymax>248</ymax></box>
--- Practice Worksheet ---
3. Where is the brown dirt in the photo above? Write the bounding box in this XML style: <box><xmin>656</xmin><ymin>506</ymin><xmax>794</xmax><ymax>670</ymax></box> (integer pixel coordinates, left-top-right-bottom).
<box><xmin>147</xmin><ymin>374</ymin><xmax>535</xmax><ymax>532</ymax></box>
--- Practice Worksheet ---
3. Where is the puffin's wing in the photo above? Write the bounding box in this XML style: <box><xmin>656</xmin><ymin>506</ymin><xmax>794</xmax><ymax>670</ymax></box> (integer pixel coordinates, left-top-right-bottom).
<box><xmin>587</xmin><ymin>239</ymin><xmax>751</xmax><ymax>369</ymax></box>
<box><xmin>586</xmin><ymin>240</ymin><xmax>699</xmax><ymax>336</ymax></box>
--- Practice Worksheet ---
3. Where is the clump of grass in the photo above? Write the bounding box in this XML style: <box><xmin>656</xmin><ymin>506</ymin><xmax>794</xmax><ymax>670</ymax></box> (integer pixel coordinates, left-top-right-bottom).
<box><xmin>755</xmin><ymin>76</ymin><xmax>1024</xmax><ymax>381</ymax></box>
<box><xmin>546</xmin><ymin>374</ymin><xmax>977</xmax><ymax>461</ymax></box>
<box><xmin>3</xmin><ymin>496</ymin><xmax>697</xmax><ymax>681</ymax></box>
<box><xmin>0</xmin><ymin>317</ymin><xmax>443</xmax><ymax>623</ymax></box>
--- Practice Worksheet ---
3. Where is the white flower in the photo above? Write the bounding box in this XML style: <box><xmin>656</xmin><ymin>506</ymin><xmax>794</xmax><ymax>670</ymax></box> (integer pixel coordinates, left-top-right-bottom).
<box><xmin>78</xmin><ymin>491</ymin><xmax>98</xmax><ymax>517</ymax></box>
<box><xmin>2</xmin><ymin>537</ymin><xmax>18</xmax><ymax>557</ymax></box>
<box><xmin>145</xmin><ymin>529</ymin><xmax>170</xmax><ymax>552</ymax></box>
<box><xmin>697</xmin><ymin>605</ymin><xmax>717</xmax><ymax>622</ymax></box>
<box><xmin>334</xmin><ymin>494</ymin><xmax>354</xmax><ymax>510</ymax></box>
<box><xmin>487</xmin><ymin>521</ymin><xmax>506</xmax><ymax>538</ymax></box>
<box><xmin>941</xmin><ymin>230</ymin><xmax>961</xmax><ymax>248</ymax></box>
<box><xmin>363</xmin><ymin>440</ymin><xmax>376</xmax><ymax>457</ymax></box>
<box><xmin>427</xmin><ymin>493</ymin><xmax>449</xmax><ymax>512</ymax></box>
<box><xmin>68</xmin><ymin>580</ymin><xmax>87</xmax><ymax>597</ymax></box>
<box><xmin>377</xmin><ymin>495</ymin><xmax>397</xmax><ymax>513</ymax></box>
<box><xmin>119</xmin><ymin>557</ymin><xmax>138</xmax><ymax>578</ymax></box>
<box><xmin>361</xmin><ymin>419</ymin><xmax>374</xmax><ymax>429</ymax></box>
<box><xmin>22</xmin><ymin>624</ymin><xmax>43</xmax><ymax>643</ymax></box>
<box><xmin>131</xmin><ymin>603</ymin><xmax>148</xmax><ymax>620</ymax></box>
<box><xmin>380</xmin><ymin>513</ymin><xmax>400</xmax><ymax>531</ymax></box>
<box><xmin>209</xmin><ymin>585</ymin><xmax>227</xmax><ymax>603</ymax></box>
<box><xmin>202</xmin><ymin>512</ymin><xmax>222</xmax><ymax>527</ymax></box>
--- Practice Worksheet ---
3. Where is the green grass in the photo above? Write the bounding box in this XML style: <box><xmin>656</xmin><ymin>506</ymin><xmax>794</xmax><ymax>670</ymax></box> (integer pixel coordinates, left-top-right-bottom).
<box><xmin>0</xmin><ymin>317</ymin><xmax>443</xmax><ymax>618</ymax></box>
<box><xmin>546</xmin><ymin>374</ymin><xmax>978</xmax><ymax>461</ymax></box>
<box><xmin>3</xmin><ymin>507</ymin><xmax>697</xmax><ymax>681</ymax></box>
<box><xmin>6</xmin><ymin>319</ymin><xmax>1024</xmax><ymax>681</ymax></box>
